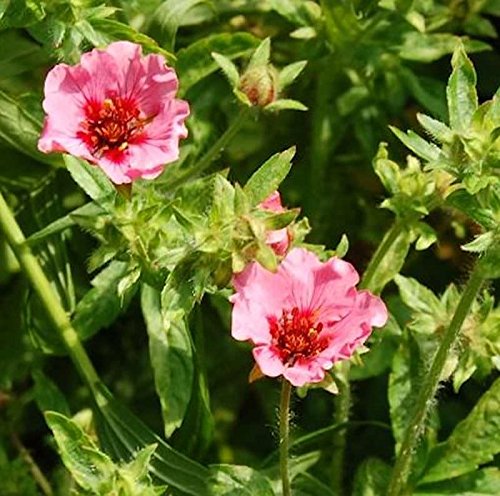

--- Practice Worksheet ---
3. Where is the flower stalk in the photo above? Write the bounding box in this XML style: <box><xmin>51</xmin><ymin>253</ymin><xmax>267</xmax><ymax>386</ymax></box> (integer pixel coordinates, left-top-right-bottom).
<box><xmin>0</xmin><ymin>191</ymin><xmax>102</xmax><ymax>401</ymax></box>
<box><xmin>279</xmin><ymin>379</ymin><xmax>292</xmax><ymax>496</ymax></box>
<box><xmin>387</xmin><ymin>260</ymin><xmax>486</xmax><ymax>496</ymax></box>
<box><xmin>165</xmin><ymin>106</ymin><xmax>253</xmax><ymax>190</ymax></box>
<box><xmin>330</xmin><ymin>361</ymin><xmax>351</xmax><ymax>495</ymax></box>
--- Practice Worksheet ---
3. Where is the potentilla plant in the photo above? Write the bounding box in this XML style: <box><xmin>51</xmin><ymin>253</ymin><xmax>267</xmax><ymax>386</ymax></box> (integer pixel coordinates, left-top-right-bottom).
<box><xmin>0</xmin><ymin>2</ymin><xmax>499</xmax><ymax>496</ymax></box>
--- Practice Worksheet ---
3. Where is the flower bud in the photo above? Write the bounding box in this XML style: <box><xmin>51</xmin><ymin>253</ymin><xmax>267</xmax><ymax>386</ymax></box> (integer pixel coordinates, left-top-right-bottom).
<box><xmin>239</xmin><ymin>65</ymin><xmax>278</xmax><ymax>107</ymax></box>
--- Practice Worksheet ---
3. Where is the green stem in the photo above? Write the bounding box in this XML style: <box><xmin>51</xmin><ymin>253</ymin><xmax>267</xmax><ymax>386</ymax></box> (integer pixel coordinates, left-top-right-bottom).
<box><xmin>360</xmin><ymin>221</ymin><xmax>405</xmax><ymax>292</ymax></box>
<box><xmin>165</xmin><ymin>106</ymin><xmax>253</xmax><ymax>190</ymax></box>
<box><xmin>331</xmin><ymin>362</ymin><xmax>351</xmax><ymax>495</ymax></box>
<box><xmin>0</xmin><ymin>192</ymin><xmax>102</xmax><ymax>401</ymax></box>
<box><xmin>387</xmin><ymin>262</ymin><xmax>485</xmax><ymax>496</ymax></box>
<box><xmin>279</xmin><ymin>380</ymin><xmax>292</xmax><ymax>496</ymax></box>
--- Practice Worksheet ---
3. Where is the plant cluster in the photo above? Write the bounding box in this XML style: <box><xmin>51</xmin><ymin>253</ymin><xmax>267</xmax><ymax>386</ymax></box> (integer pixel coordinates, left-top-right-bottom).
<box><xmin>0</xmin><ymin>1</ymin><xmax>499</xmax><ymax>496</ymax></box>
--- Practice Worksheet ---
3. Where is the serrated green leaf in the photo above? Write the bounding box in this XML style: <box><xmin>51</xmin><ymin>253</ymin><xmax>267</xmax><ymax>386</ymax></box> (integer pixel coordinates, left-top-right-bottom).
<box><xmin>208</xmin><ymin>464</ymin><xmax>275</xmax><ymax>495</ymax></box>
<box><xmin>124</xmin><ymin>444</ymin><xmax>157</xmax><ymax>481</ymax></box>
<box><xmin>142</xmin><ymin>282</ymin><xmax>194</xmax><ymax>438</ymax></box>
<box><xmin>73</xmin><ymin>261</ymin><xmax>137</xmax><ymax>341</ymax></box>
<box><xmin>0</xmin><ymin>0</ymin><xmax>45</xmax><ymax>29</ymax></box>
<box><xmin>26</xmin><ymin>202</ymin><xmax>103</xmax><ymax>246</ymax></box>
<box><xmin>74</xmin><ymin>19</ymin><xmax>108</xmax><ymax>47</ymax></box>
<box><xmin>278</xmin><ymin>60</ymin><xmax>307</xmax><ymax>89</ymax></box>
<box><xmin>64</xmin><ymin>155</ymin><xmax>115</xmax><ymax>206</ymax></box>
<box><xmin>212</xmin><ymin>52</ymin><xmax>240</xmax><ymax>87</ymax></box>
<box><xmin>261</xmin><ymin>209</ymin><xmax>298</xmax><ymax>230</ymax></box>
<box><xmin>334</xmin><ymin>234</ymin><xmax>349</xmax><ymax>258</ymax></box>
<box><xmin>150</xmin><ymin>0</ymin><xmax>211</xmax><ymax>50</ymax></box>
<box><xmin>0</xmin><ymin>89</ymin><xmax>61</xmax><ymax>167</ymax></box>
<box><xmin>269</xmin><ymin>0</ymin><xmax>317</xmax><ymax>26</ymax></box>
<box><xmin>374</xmin><ymin>144</ymin><xmax>401</xmax><ymax>194</ymax></box>
<box><xmin>401</xmin><ymin>32</ymin><xmax>453</xmax><ymax>62</ymax></box>
<box><xmin>244</xmin><ymin>147</ymin><xmax>295</xmax><ymax>205</ymax></box>
<box><xmin>290</xmin><ymin>26</ymin><xmax>317</xmax><ymax>39</ymax></box>
<box><xmin>33</xmin><ymin>370</ymin><xmax>70</xmax><ymax>416</ymax></box>
<box><xmin>400</xmin><ymin>71</ymin><xmax>447</xmax><ymax>120</ymax></box>
<box><xmin>264</xmin><ymin>451</ymin><xmax>321</xmax><ymax>494</ymax></box>
<box><xmin>416</xmin><ymin>468</ymin><xmax>500</xmax><ymax>495</ymax></box>
<box><xmin>292</xmin><ymin>473</ymin><xmax>335</xmax><ymax>496</ymax></box>
<box><xmin>422</xmin><ymin>377</ymin><xmax>500</xmax><ymax>483</ymax></box>
<box><xmin>247</xmin><ymin>37</ymin><xmax>271</xmax><ymax>70</ymax></box>
<box><xmin>389</xmin><ymin>334</ymin><xmax>422</xmax><ymax>449</ymax></box>
<box><xmin>177</xmin><ymin>32</ymin><xmax>259</xmax><ymax>96</ymax></box>
<box><xmin>415</xmin><ymin>223</ymin><xmax>437</xmax><ymax>250</ymax></box>
<box><xmin>146</xmin><ymin>254</ymin><xmax>211</xmax><ymax>439</ymax></box>
<box><xmin>352</xmin><ymin>458</ymin><xmax>391</xmax><ymax>496</ymax></box>
<box><xmin>45</xmin><ymin>411</ymin><xmax>115</xmax><ymax>493</ymax></box>
<box><xmin>446</xmin><ymin>190</ymin><xmax>498</xmax><ymax>230</ymax></box>
<box><xmin>395</xmin><ymin>275</ymin><xmax>442</xmax><ymax>318</ymax></box>
<box><xmin>462</xmin><ymin>231</ymin><xmax>494</xmax><ymax>253</ymax></box>
<box><xmin>94</xmin><ymin>386</ymin><xmax>209</xmax><ymax>495</ymax></box>
<box><xmin>169</xmin><ymin>307</ymin><xmax>214</xmax><ymax>458</ymax></box>
<box><xmin>447</xmin><ymin>44</ymin><xmax>478</xmax><ymax>133</ymax></box>
<box><xmin>417</xmin><ymin>113</ymin><xmax>453</xmax><ymax>144</ymax></box>
<box><xmin>390</xmin><ymin>126</ymin><xmax>440</xmax><ymax>162</ymax></box>
<box><xmin>265</xmin><ymin>99</ymin><xmax>308</xmax><ymax>112</ymax></box>
<box><xmin>90</xmin><ymin>19</ymin><xmax>175</xmax><ymax>63</ymax></box>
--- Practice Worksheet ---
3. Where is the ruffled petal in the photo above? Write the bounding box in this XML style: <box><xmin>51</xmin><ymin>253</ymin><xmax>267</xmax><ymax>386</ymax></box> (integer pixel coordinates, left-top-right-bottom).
<box><xmin>321</xmin><ymin>290</ymin><xmax>388</xmax><ymax>361</ymax></box>
<box><xmin>253</xmin><ymin>346</ymin><xmax>285</xmax><ymax>377</ymax></box>
<box><xmin>283</xmin><ymin>359</ymin><xmax>326</xmax><ymax>387</ymax></box>
<box><xmin>312</xmin><ymin>258</ymin><xmax>360</xmax><ymax>325</ymax></box>
<box><xmin>280</xmin><ymin>248</ymin><xmax>323</xmax><ymax>309</ymax></box>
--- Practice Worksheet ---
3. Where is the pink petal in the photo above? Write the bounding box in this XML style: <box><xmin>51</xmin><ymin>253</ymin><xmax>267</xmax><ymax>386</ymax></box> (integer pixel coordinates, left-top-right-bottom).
<box><xmin>231</xmin><ymin>261</ymin><xmax>291</xmax><ymax>342</ymax></box>
<box><xmin>312</xmin><ymin>258</ymin><xmax>360</xmax><ymax>324</ymax></box>
<box><xmin>321</xmin><ymin>290</ymin><xmax>388</xmax><ymax>360</ymax></box>
<box><xmin>253</xmin><ymin>346</ymin><xmax>285</xmax><ymax>377</ymax></box>
<box><xmin>260</xmin><ymin>191</ymin><xmax>284</xmax><ymax>212</ymax></box>
<box><xmin>283</xmin><ymin>359</ymin><xmax>326</xmax><ymax>387</ymax></box>
<box><xmin>280</xmin><ymin>248</ymin><xmax>323</xmax><ymax>309</ymax></box>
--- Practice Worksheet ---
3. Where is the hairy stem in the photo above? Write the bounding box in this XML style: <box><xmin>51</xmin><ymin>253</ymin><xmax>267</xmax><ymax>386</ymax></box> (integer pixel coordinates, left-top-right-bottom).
<box><xmin>165</xmin><ymin>106</ymin><xmax>253</xmax><ymax>190</ymax></box>
<box><xmin>279</xmin><ymin>380</ymin><xmax>292</xmax><ymax>496</ymax></box>
<box><xmin>331</xmin><ymin>362</ymin><xmax>351</xmax><ymax>495</ymax></box>
<box><xmin>11</xmin><ymin>433</ymin><xmax>53</xmax><ymax>496</ymax></box>
<box><xmin>0</xmin><ymin>192</ymin><xmax>102</xmax><ymax>401</ymax></box>
<box><xmin>387</xmin><ymin>261</ymin><xmax>485</xmax><ymax>496</ymax></box>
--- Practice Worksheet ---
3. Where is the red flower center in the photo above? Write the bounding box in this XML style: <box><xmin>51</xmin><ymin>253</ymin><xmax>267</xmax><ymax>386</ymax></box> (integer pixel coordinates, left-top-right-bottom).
<box><xmin>269</xmin><ymin>306</ymin><xmax>327</xmax><ymax>365</ymax></box>
<box><xmin>78</xmin><ymin>96</ymin><xmax>150</xmax><ymax>160</ymax></box>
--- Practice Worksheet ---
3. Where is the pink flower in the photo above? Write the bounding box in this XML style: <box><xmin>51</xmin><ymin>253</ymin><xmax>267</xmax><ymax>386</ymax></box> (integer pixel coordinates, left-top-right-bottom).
<box><xmin>38</xmin><ymin>41</ymin><xmax>189</xmax><ymax>184</ymax></box>
<box><xmin>230</xmin><ymin>248</ymin><xmax>388</xmax><ymax>387</ymax></box>
<box><xmin>259</xmin><ymin>191</ymin><xmax>290</xmax><ymax>256</ymax></box>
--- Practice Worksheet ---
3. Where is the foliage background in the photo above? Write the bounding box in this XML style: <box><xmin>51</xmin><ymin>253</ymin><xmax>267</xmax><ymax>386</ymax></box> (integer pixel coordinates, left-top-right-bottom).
<box><xmin>0</xmin><ymin>1</ymin><xmax>499</xmax><ymax>495</ymax></box>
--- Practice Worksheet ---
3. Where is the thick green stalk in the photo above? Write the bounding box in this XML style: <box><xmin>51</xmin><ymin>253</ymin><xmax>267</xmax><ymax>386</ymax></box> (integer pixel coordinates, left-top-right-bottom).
<box><xmin>387</xmin><ymin>262</ymin><xmax>485</xmax><ymax>496</ymax></box>
<box><xmin>165</xmin><ymin>106</ymin><xmax>253</xmax><ymax>190</ymax></box>
<box><xmin>279</xmin><ymin>380</ymin><xmax>292</xmax><ymax>496</ymax></box>
<box><xmin>0</xmin><ymin>192</ymin><xmax>102</xmax><ymax>402</ymax></box>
